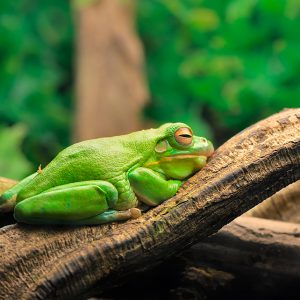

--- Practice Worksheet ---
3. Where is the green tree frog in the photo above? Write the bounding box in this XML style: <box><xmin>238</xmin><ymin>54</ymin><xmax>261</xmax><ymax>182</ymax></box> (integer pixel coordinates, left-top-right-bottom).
<box><xmin>0</xmin><ymin>123</ymin><xmax>214</xmax><ymax>225</ymax></box>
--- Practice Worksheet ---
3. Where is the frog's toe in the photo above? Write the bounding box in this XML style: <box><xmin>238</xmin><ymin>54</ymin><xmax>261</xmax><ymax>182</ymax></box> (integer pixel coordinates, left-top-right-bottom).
<box><xmin>130</xmin><ymin>207</ymin><xmax>142</xmax><ymax>219</ymax></box>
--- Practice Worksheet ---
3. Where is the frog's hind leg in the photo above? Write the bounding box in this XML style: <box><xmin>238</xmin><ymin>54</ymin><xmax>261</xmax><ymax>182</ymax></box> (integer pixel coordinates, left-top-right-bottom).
<box><xmin>75</xmin><ymin>207</ymin><xmax>141</xmax><ymax>225</ymax></box>
<box><xmin>14</xmin><ymin>180</ymin><xmax>127</xmax><ymax>225</ymax></box>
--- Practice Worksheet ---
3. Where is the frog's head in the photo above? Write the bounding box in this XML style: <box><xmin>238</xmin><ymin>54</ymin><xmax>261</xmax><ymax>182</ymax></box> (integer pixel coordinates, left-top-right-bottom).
<box><xmin>144</xmin><ymin>123</ymin><xmax>214</xmax><ymax>180</ymax></box>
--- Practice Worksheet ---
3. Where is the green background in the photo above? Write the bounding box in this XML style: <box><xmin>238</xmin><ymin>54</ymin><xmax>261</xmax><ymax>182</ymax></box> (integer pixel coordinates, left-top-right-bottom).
<box><xmin>0</xmin><ymin>0</ymin><xmax>299</xmax><ymax>179</ymax></box>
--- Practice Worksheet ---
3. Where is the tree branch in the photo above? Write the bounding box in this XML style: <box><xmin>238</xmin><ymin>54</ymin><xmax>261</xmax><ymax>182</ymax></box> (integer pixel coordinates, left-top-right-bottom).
<box><xmin>191</xmin><ymin>215</ymin><xmax>300</xmax><ymax>280</ymax></box>
<box><xmin>0</xmin><ymin>108</ymin><xmax>299</xmax><ymax>299</ymax></box>
<box><xmin>246</xmin><ymin>180</ymin><xmax>300</xmax><ymax>222</ymax></box>
<box><xmin>103</xmin><ymin>215</ymin><xmax>300</xmax><ymax>300</ymax></box>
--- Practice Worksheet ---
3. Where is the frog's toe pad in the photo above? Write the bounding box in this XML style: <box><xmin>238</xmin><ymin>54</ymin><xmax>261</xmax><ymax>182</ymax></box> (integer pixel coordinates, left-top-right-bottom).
<box><xmin>130</xmin><ymin>208</ymin><xmax>142</xmax><ymax>219</ymax></box>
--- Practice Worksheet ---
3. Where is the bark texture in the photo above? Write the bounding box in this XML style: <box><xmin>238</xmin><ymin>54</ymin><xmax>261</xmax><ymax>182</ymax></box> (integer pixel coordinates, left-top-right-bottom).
<box><xmin>246</xmin><ymin>180</ymin><xmax>300</xmax><ymax>223</ymax></box>
<box><xmin>98</xmin><ymin>183</ymin><xmax>300</xmax><ymax>299</ymax></box>
<box><xmin>0</xmin><ymin>108</ymin><xmax>299</xmax><ymax>299</ymax></box>
<box><xmin>74</xmin><ymin>0</ymin><xmax>148</xmax><ymax>141</ymax></box>
<box><xmin>191</xmin><ymin>216</ymin><xmax>300</xmax><ymax>279</ymax></box>
<box><xmin>105</xmin><ymin>216</ymin><xmax>300</xmax><ymax>300</ymax></box>
<box><xmin>170</xmin><ymin>216</ymin><xmax>300</xmax><ymax>299</ymax></box>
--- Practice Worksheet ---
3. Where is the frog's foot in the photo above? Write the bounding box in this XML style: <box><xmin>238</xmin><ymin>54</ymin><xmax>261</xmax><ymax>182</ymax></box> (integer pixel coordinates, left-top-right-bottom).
<box><xmin>75</xmin><ymin>208</ymin><xmax>141</xmax><ymax>225</ymax></box>
<box><xmin>130</xmin><ymin>207</ymin><xmax>142</xmax><ymax>219</ymax></box>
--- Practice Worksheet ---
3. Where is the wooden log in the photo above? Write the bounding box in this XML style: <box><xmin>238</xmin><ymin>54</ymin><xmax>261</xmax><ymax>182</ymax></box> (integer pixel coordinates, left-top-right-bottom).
<box><xmin>0</xmin><ymin>108</ymin><xmax>299</xmax><ymax>299</ymax></box>
<box><xmin>246</xmin><ymin>180</ymin><xmax>300</xmax><ymax>223</ymax></box>
<box><xmin>96</xmin><ymin>216</ymin><xmax>300</xmax><ymax>299</ymax></box>
<box><xmin>177</xmin><ymin>216</ymin><xmax>300</xmax><ymax>299</ymax></box>
<box><xmin>191</xmin><ymin>216</ymin><xmax>300</xmax><ymax>279</ymax></box>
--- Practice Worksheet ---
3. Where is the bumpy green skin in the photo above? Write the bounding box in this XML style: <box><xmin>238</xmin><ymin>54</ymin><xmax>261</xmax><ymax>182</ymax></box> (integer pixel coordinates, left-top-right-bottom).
<box><xmin>0</xmin><ymin>123</ymin><xmax>214</xmax><ymax>225</ymax></box>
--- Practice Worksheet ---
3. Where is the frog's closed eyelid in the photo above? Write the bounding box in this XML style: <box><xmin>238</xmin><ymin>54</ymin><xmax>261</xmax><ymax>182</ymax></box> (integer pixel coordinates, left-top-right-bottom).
<box><xmin>174</xmin><ymin>128</ymin><xmax>193</xmax><ymax>146</ymax></box>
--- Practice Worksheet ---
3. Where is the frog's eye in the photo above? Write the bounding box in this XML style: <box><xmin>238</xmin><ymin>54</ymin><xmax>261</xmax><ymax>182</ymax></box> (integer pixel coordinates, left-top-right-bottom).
<box><xmin>155</xmin><ymin>140</ymin><xmax>167</xmax><ymax>153</ymax></box>
<box><xmin>174</xmin><ymin>127</ymin><xmax>193</xmax><ymax>146</ymax></box>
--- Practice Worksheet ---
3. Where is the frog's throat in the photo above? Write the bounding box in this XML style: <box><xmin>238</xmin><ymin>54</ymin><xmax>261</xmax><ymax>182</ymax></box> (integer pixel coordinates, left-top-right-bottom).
<box><xmin>143</xmin><ymin>155</ymin><xmax>207</xmax><ymax>167</ymax></box>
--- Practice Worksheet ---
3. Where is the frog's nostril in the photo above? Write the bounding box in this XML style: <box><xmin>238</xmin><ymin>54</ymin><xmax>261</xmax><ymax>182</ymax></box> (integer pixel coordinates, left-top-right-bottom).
<box><xmin>200</xmin><ymin>137</ymin><xmax>207</xmax><ymax>143</ymax></box>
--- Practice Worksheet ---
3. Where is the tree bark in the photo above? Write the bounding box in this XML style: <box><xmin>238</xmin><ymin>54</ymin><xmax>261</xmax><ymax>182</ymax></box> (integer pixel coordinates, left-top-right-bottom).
<box><xmin>171</xmin><ymin>216</ymin><xmax>300</xmax><ymax>300</ymax></box>
<box><xmin>190</xmin><ymin>216</ymin><xmax>300</xmax><ymax>281</ymax></box>
<box><xmin>74</xmin><ymin>0</ymin><xmax>148</xmax><ymax>141</ymax></box>
<box><xmin>101</xmin><ymin>216</ymin><xmax>300</xmax><ymax>300</ymax></box>
<box><xmin>177</xmin><ymin>215</ymin><xmax>300</xmax><ymax>300</ymax></box>
<box><xmin>246</xmin><ymin>180</ymin><xmax>300</xmax><ymax>223</ymax></box>
<box><xmin>0</xmin><ymin>108</ymin><xmax>299</xmax><ymax>299</ymax></box>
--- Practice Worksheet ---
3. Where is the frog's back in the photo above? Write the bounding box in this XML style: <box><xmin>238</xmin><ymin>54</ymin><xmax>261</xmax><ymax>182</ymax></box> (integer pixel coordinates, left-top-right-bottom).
<box><xmin>17</xmin><ymin>130</ymin><xmax>160</xmax><ymax>200</ymax></box>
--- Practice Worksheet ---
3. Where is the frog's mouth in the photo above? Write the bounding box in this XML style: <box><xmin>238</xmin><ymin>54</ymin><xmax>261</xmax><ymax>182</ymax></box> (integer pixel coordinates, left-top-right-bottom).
<box><xmin>166</xmin><ymin>146</ymin><xmax>214</xmax><ymax>160</ymax></box>
<box><xmin>144</xmin><ymin>154</ymin><xmax>209</xmax><ymax>167</ymax></box>
<box><xmin>162</xmin><ymin>154</ymin><xmax>207</xmax><ymax>160</ymax></box>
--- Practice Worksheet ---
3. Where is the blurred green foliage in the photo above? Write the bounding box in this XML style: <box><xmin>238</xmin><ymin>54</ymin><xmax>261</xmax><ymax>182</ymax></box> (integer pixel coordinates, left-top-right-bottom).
<box><xmin>137</xmin><ymin>0</ymin><xmax>300</xmax><ymax>143</ymax></box>
<box><xmin>0</xmin><ymin>1</ymin><xmax>73</xmax><ymax>179</ymax></box>
<box><xmin>0</xmin><ymin>124</ymin><xmax>32</xmax><ymax>178</ymax></box>
<box><xmin>0</xmin><ymin>0</ymin><xmax>300</xmax><ymax>179</ymax></box>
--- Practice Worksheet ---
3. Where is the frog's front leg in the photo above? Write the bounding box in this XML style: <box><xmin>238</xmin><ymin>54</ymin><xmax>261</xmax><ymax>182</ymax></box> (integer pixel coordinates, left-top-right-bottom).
<box><xmin>128</xmin><ymin>167</ymin><xmax>182</xmax><ymax>206</ymax></box>
<box><xmin>14</xmin><ymin>180</ymin><xmax>139</xmax><ymax>225</ymax></box>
